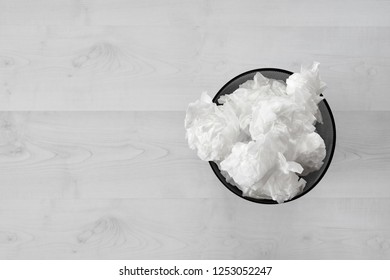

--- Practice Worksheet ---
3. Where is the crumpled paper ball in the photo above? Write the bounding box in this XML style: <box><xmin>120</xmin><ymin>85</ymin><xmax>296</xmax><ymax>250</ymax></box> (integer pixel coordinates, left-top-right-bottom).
<box><xmin>184</xmin><ymin>92</ymin><xmax>245</xmax><ymax>161</ymax></box>
<box><xmin>218</xmin><ymin>74</ymin><xmax>288</xmax><ymax>137</ymax></box>
<box><xmin>185</xmin><ymin>62</ymin><xmax>327</xmax><ymax>203</ymax></box>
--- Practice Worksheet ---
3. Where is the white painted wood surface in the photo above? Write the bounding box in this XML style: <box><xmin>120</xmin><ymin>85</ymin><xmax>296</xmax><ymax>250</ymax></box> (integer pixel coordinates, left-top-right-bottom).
<box><xmin>0</xmin><ymin>1</ymin><xmax>389</xmax><ymax>111</ymax></box>
<box><xmin>0</xmin><ymin>0</ymin><xmax>389</xmax><ymax>259</ymax></box>
<box><xmin>0</xmin><ymin>111</ymin><xmax>390</xmax><ymax>259</ymax></box>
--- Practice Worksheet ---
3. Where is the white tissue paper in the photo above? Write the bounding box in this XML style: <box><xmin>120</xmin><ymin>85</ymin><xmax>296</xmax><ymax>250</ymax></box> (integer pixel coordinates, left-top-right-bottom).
<box><xmin>184</xmin><ymin>92</ymin><xmax>244</xmax><ymax>161</ymax></box>
<box><xmin>185</xmin><ymin>62</ymin><xmax>327</xmax><ymax>203</ymax></box>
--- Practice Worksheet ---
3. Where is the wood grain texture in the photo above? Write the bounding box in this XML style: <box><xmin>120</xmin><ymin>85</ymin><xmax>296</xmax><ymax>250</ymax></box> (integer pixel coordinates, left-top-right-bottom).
<box><xmin>1</xmin><ymin>198</ymin><xmax>390</xmax><ymax>259</ymax></box>
<box><xmin>1</xmin><ymin>0</ymin><xmax>390</xmax><ymax>260</ymax></box>
<box><xmin>0</xmin><ymin>0</ymin><xmax>389</xmax><ymax>27</ymax></box>
<box><xmin>0</xmin><ymin>22</ymin><xmax>389</xmax><ymax>111</ymax></box>
<box><xmin>0</xmin><ymin>111</ymin><xmax>389</xmax><ymax>259</ymax></box>
<box><xmin>0</xmin><ymin>111</ymin><xmax>389</xmax><ymax>200</ymax></box>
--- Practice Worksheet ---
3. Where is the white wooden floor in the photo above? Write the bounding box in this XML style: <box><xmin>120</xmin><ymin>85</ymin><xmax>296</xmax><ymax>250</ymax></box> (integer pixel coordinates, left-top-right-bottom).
<box><xmin>0</xmin><ymin>0</ymin><xmax>390</xmax><ymax>259</ymax></box>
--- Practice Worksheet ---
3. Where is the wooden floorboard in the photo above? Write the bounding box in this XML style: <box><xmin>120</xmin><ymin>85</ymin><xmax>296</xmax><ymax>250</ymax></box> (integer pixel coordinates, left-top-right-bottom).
<box><xmin>0</xmin><ymin>26</ymin><xmax>389</xmax><ymax>111</ymax></box>
<box><xmin>0</xmin><ymin>198</ymin><xmax>390</xmax><ymax>259</ymax></box>
<box><xmin>0</xmin><ymin>111</ymin><xmax>389</xmax><ymax>201</ymax></box>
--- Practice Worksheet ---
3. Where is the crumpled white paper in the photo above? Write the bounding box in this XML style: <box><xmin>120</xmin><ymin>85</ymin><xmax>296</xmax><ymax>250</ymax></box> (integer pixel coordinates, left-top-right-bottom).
<box><xmin>184</xmin><ymin>92</ymin><xmax>244</xmax><ymax>161</ymax></box>
<box><xmin>185</xmin><ymin>62</ymin><xmax>327</xmax><ymax>203</ymax></box>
